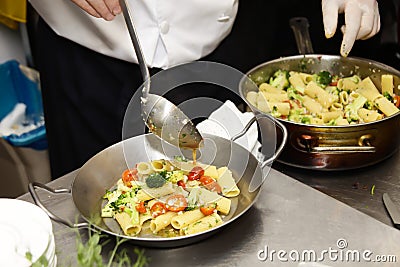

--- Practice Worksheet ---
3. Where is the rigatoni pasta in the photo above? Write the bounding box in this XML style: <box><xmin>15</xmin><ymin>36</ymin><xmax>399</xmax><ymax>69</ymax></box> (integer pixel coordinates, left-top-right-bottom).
<box><xmin>356</xmin><ymin>77</ymin><xmax>381</xmax><ymax>102</ymax></box>
<box><xmin>357</xmin><ymin>108</ymin><xmax>383</xmax><ymax>123</ymax></box>
<box><xmin>381</xmin><ymin>74</ymin><xmax>393</xmax><ymax>96</ymax></box>
<box><xmin>216</xmin><ymin>167</ymin><xmax>240</xmax><ymax>197</ymax></box>
<box><xmin>136</xmin><ymin>162</ymin><xmax>153</xmax><ymax>175</ymax></box>
<box><xmin>150</xmin><ymin>211</ymin><xmax>177</xmax><ymax>233</ymax></box>
<box><xmin>171</xmin><ymin>209</ymin><xmax>205</xmax><ymax>229</ymax></box>
<box><xmin>114</xmin><ymin>212</ymin><xmax>141</xmax><ymax>236</ymax></box>
<box><xmin>302</xmin><ymin>95</ymin><xmax>323</xmax><ymax>114</ymax></box>
<box><xmin>180</xmin><ymin>213</ymin><xmax>223</xmax><ymax>236</ymax></box>
<box><xmin>288</xmin><ymin>72</ymin><xmax>306</xmax><ymax>94</ymax></box>
<box><xmin>259</xmin><ymin>83</ymin><xmax>285</xmax><ymax>94</ymax></box>
<box><xmin>101</xmin><ymin>158</ymin><xmax>240</xmax><ymax>238</ymax></box>
<box><xmin>374</xmin><ymin>96</ymin><xmax>399</xmax><ymax>116</ymax></box>
<box><xmin>337</xmin><ymin>75</ymin><xmax>360</xmax><ymax>91</ymax></box>
<box><xmin>304</xmin><ymin>81</ymin><xmax>337</xmax><ymax>108</ymax></box>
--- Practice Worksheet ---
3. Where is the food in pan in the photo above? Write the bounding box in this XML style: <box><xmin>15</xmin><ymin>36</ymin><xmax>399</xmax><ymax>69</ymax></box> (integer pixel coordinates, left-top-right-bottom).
<box><xmin>246</xmin><ymin>70</ymin><xmax>400</xmax><ymax>125</ymax></box>
<box><xmin>101</xmin><ymin>157</ymin><xmax>240</xmax><ymax>237</ymax></box>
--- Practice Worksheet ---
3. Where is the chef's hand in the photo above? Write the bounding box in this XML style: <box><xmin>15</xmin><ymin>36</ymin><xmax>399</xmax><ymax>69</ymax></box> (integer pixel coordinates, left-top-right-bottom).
<box><xmin>70</xmin><ymin>0</ymin><xmax>121</xmax><ymax>21</ymax></box>
<box><xmin>322</xmin><ymin>0</ymin><xmax>380</xmax><ymax>57</ymax></box>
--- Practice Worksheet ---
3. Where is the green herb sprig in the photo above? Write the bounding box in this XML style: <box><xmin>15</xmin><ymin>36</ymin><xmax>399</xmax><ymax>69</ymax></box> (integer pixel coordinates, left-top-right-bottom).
<box><xmin>75</xmin><ymin>229</ymin><xmax>149</xmax><ymax>267</ymax></box>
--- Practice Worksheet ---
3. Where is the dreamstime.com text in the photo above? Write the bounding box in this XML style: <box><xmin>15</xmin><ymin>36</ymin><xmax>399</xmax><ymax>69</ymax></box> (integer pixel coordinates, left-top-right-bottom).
<box><xmin>257</xmin><ymin>238</ymin><xmax>397</xmax><ymax>263</ymax></box>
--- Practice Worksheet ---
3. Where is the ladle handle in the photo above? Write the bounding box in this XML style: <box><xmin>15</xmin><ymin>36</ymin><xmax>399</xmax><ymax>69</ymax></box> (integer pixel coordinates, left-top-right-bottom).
<box><xmin>119</xmin><ymin>0</ymin><xmax>150</xmax><ymax>98</ymax></box>
<box><xmin>29</xmin><ymin>182</ymin><xmax>90</xmax><ymax>229</ymax></box>
<box><xmin>289</xmin><ymin>17</ymin><xmax>314</xmax><ymax>55</ymax></box>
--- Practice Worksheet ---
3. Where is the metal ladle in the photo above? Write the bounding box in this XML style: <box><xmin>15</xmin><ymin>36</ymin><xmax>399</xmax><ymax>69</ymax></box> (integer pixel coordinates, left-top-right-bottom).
<box><xmin>119</xmin><ymin>0</ymin><xmax>203</xmax><ymax>149</ymax></box>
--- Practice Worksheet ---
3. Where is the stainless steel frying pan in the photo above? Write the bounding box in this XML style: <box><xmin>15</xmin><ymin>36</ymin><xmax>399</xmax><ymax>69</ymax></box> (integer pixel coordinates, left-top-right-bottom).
<box><xmin>29</xmin><ymin>117</ymin><xmax>287</xmax><ymax>247</ymax></box>
<box><xmin>239</xmin><ymin>17</ymin><xmax>400</xmax><ymax>170</ymax></box>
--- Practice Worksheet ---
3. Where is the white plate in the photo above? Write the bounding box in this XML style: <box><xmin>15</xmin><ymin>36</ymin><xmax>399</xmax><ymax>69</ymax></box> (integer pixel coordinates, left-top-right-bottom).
<box><xmin>0</xmin><ymin>198</ymin><xmax>55</xmax><ymax>266</ymax></box>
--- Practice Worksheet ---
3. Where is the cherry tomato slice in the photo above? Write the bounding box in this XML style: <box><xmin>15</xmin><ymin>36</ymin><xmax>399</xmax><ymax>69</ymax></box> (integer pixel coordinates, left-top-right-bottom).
<box><xmin>166</xmin><ymin>194</ymin><xmax>188</xmax><ymax>212</ymax></box>
<box><xmin>135</xmin><ymin>201</ymin><xmax>147</xmax><ymax>214</ymax></box>
<box><xmin>188</xmin><ymin>166</ymin><xmax>204</xmax><ymax>181</ymax></box>
<box><xmin>200</xmin><ymin>203</ymin><xmax>217</xmax><ymax>216</ymax></box>
<box><xmin>177</xmin><ymin>180</ymin><xmax>186</xmax><ymax>189</ymax></box>
<box><xmin>293</xmin><ymin>99</ymin><xmax>302</xmax><ymax>108</ymax></box>
<box><xmin>150</xmin><ymin>202</ymin><xmax>167</xmax><ymax>218</ymax></box>
<box><xmin>329</xmin><ymin>81</ymin><xmax>338</xmax><ymax>86</ymax></box>
<box><xmin>199</xmin><ymin>176</ymin><xmax>214</xmax><ymax>185</ymax></box>
<box><xmin>282</xmin><ymin>99</ymin><xmax>293</xmax><ymax>109</ymax></box>
<box><xmin>394</xmin><ymin>95</ymin><xmax>400</xmax><ymax>108</ymax></box>
<box><xmin>122</xmin><ymin>168</ymin><xmax>138</xmax><ymax>187</ymax></box>
<box><xmin>205</xmin><ymin>181</ymin><xmax>222</xmax><ymax>194</ymax></box>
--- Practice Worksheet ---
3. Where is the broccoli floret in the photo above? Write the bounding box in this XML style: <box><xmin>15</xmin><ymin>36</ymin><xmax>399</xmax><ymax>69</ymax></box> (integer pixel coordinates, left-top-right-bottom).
<box><xmin>288</xmin><ymin>109</ymin><xmax>301</xmax><ymax>122</ymax></box>
<box><xmin>316</xmin><ymin>71</ymin><xmax>332</xmax><ymax>87</ymax></box>
<box><xmin>101</xmin><ymin>203</ymin><xmax>114</xmax><ymax>217</ymax></box>
<box><xmin>102</xmin><ymin>188</ymin><xmax>123</xmax><ymax>203</ymax></box>
<box><xmin>327</xmin><ymin>119</ymin><xmax>336</xmax><ymax>126</ymax></box>
<box><xmin>363</xmin><ymin>100</ymin><xmax>374</xmax><ymax>110</ymax></box>
<box><xmin>158</xmin><ymin>170</ymin><xmax>168</xmax><ymax>178</ymax></box>
<box><xmin>145</xmin><ymin>173</ymin><xmax>166</xmax><ymax>188</ymax></box>
<box><xmin>349</xmin><ymin>75</ymin><xmax>361</xmax><ymax>84</ymax></box>
<box><xmin>287</xmin><ymin>87</ymin><xmax>304</xmax><ymax>102</ymax></box>
<box><xmin>271</xmin><ymin>105</ymin><xmax>281</xmax><ymax>117</ymax></box>
<box><xmin>107</xmin><ymin>192</ymin><xmax>132</xmax><ymax>211</ymax></box>
<box><xmin>168</xmin><ymin>170</ymin><xmax>185</xmax><ymax>183</ymax></box>
<box><xmin>103</xmin><ymin>189</ymin><xmax>115</xmax><ymax>199</ymax></box>
<box><xmin>269</xmin><ymin>70</ymin><xmax>289</xmax><ymax>90</ymax></box>
<box><xmin>345</xmin><ymin>95</ymin><xmax>367</xmax><ymax>121</ymax></box>
<box><xmin>300</xmin><ymin>116</ymin><xmax>312</xmax><ymax>124</ymax></box>
<box><xmin>383</xmin><ymin>92</ymin><xmax>393</xmax><ymax>102</ymax></box>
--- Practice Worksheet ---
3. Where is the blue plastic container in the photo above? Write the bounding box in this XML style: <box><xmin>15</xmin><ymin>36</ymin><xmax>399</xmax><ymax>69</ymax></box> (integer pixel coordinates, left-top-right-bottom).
<box><xmin>0</xmin><ymin>60</ymin><xmax>47</xmax><ymax>150</ymax></box>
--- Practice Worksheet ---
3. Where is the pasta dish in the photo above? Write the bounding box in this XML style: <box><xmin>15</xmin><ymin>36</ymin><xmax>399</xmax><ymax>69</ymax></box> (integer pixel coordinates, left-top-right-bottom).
<box><xmin>101</xmin><ymin>157</ymin><xmax>240</xmax><ymax>237</ymax></box>
<box><xmin>246</xmin><ymin>70</ymin><xmax>400</xmax><ymax>125</ymax></box>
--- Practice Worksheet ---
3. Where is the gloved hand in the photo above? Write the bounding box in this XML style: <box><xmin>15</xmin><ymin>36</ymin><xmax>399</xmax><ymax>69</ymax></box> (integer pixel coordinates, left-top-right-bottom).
<box><xmin>322</xmin><ymin>0</ymin><xmax>380</xmax><ymax>57</ymax></box>
<box><xmin>70</xmin><ymin>0</ymin><xmax>121</xmax><ymax>21</ymax></box>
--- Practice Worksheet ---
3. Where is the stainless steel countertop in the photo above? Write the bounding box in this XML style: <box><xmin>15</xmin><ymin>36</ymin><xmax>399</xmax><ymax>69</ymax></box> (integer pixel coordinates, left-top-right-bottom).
<box><xmin>273</xmin><ymin>149</ymin><xmax>400</xmax><ymax>227</ymax></box>
<box><xmin>19</xmin><ymin>156</ymin><xmax>400</xmax><ymax>266</ymax></box>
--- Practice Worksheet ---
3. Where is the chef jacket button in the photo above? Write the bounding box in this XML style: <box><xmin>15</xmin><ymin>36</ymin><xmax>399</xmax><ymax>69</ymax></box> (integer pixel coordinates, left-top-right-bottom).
<box><xmin>217</xmin><ymin>15</ymin><xmax>230</xmax><ymax>22</ymax></box>
<box><xmin>159</xmin><ymin>21</ymin><xmax>170</xmax><ymax>34</ymax></box>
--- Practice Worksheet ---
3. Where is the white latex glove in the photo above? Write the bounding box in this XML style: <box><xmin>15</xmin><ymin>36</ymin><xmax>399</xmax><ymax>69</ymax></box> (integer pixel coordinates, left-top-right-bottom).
<box><xmin>70</xmin><ymin>0</ymin><xmax>121</xmax><ymax>21</ymax></box>
<box><xmin>322</xmin><ymin>0</ymin><xmax>380</xmax><ymax>57</ymax></box>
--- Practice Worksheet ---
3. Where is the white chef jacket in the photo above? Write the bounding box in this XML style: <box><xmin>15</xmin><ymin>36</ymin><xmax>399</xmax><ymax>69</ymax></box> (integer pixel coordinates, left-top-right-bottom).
<box><xmin>28</xmin><ymin>0</ymin><xmax>238</xmax><ymax>69</ymax></box>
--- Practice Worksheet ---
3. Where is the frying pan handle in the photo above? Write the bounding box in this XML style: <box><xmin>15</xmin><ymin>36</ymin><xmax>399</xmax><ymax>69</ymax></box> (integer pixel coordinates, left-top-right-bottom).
<box><xmin>289</xmin><ymin>17</ymin><xmax>314</xmax><ymax>54</ymax></box>
<box><xmin>298</xmin><ymin>133</ymin><xmax>376</xmax><ymax>153</ymax></box>
<box><xmin>231</xmin><ymin>115</ymin><xmax>288</xmax><ymax>167</ymax></box>
<box><xmin>28</xmin><ymin>182</ymin><xmax>90</xmax><ymax>229</ymax></box>
<box><xmin>310</xmin><ymin>146</ymin><xmax>375</xmax><ymax>153</ymax></box>
<box><xmin>260</xmin><ymin>118</ymin><xmax>288</xmax><ymax>168</ymax></box>
<box><xmin>231</xmin><ymin>116</ymin><xmax>257</xmax><ymax>141</ymax></box>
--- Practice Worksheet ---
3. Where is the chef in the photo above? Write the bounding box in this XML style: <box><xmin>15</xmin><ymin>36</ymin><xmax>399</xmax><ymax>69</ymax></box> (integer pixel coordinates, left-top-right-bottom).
<box><xmin>28</xmin><ymin>0</ymin><xmax>380</xmax><ymax>178</ymax></box>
